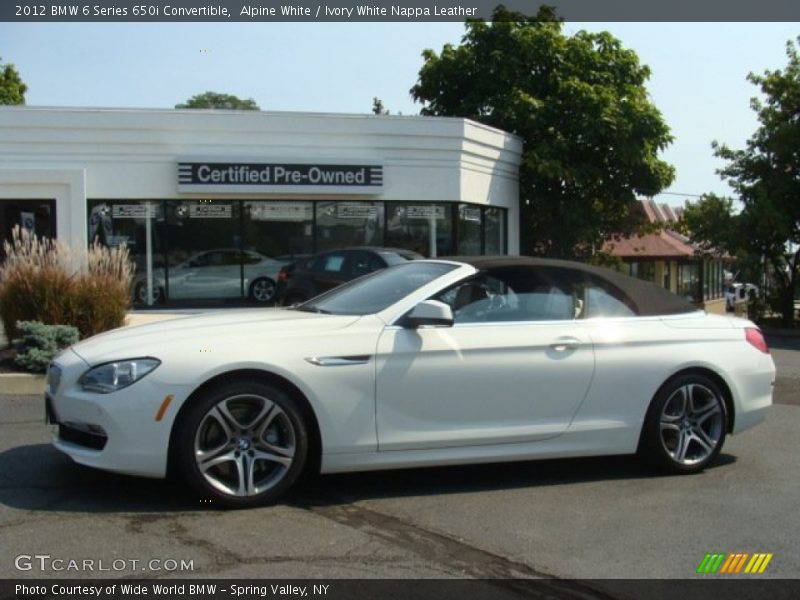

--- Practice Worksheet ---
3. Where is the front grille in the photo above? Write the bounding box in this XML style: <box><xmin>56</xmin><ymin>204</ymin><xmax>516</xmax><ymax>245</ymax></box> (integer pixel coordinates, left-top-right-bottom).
<box><xmin>58</xmin><ymin>423</ymin><xmax>107</xmax><ymax>450</ymax></box>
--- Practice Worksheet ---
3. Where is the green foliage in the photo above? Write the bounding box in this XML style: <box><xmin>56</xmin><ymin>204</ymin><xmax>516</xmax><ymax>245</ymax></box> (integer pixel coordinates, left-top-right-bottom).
<box><xmin>679</xmin><ymin>194</ymin><xmax>737</xmax><ymax>257</ymax></box>
<box><xmin>0</xmin><ymin>227</ymin><xmax>134</xmax><ymax>340</ymax></box>
<box><xmin>0</xmin><ymin>57</ymin><xmax>27</xmax><ymax>105</ymax></box>
<box><xmin>176</xmin><ymin>91</ymin><xmax>259</xmax><ymax>110</ymax></box>
<box><xmin>704</xmin><ymin>38</ymin><xmax>800</xmax><ymax>326</ymax></box>
<box><xmin>372</xmin><ymin>97</ymin><xmax>389</xmax><ymax>115</ymax></box>
<box><xmin>13</xmin><ymin>320</ymin><xmax>79</xmax><ymax>373</ymax></box>
<box><xmin>411</xmin><ymin>6</ymin><xmax>674</xmax><ymax>258</ymax></box>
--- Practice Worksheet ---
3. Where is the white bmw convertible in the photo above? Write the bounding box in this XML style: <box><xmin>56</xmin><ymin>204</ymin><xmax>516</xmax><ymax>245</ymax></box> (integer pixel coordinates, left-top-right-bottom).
<box><xmin>46</xmin><ymin>257</ymin><xmax>775</xmax><ymax>508</ymax></box>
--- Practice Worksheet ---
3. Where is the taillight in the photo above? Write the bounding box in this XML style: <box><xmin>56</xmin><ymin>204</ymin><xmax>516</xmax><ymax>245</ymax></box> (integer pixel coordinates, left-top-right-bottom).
<box><xmin>745</xmin><ymin>327</ymin><xmax>769</xmax><ymax>353</ymax></box>
<box><xmin>277</xmin><ymin>269</ymin><xmax>288</xmax><ymax>282</ymax></box>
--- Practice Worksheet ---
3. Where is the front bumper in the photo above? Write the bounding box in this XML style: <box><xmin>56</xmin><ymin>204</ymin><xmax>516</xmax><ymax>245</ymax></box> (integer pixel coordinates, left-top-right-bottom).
<box><xmin>47</xmin><ymin>349</ymin><xmax>192</xmax><ymax>478</ymax></box>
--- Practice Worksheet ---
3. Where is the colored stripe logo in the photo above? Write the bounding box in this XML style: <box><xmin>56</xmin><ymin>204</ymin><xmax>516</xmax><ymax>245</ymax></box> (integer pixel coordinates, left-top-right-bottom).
<box><xmin>697</xmin><ymin>552</ymin><xmax>773</xmax><ymax>574</ymax></box>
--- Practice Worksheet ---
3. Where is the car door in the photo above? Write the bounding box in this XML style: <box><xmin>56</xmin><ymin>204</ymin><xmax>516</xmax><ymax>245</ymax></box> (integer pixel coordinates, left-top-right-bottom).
<box><xmin>167</xmin><ymin>252</ymin><xmax>210</xmax><ymax>299</ymax></box>
<box><xmin>182</xmin><ymin>250</ymin><xmax>240</xmax><ymax>299</ymax></box>
<box><xmin>374</xmin><ymin>266</ymin><xmax>596</xmax><ymax>451</ymax></box>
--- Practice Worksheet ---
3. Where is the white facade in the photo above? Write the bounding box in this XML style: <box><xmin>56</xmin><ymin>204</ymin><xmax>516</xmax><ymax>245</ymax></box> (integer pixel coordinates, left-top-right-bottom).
<box><xmin>0</xmin><ymin>106</ymin><xmax>521</xmax><ymax>247</ymax></box>
<box><xmin>0</xmin><ymin>107</ymin><xmax>520</xmax><ymax>306</ymax></box>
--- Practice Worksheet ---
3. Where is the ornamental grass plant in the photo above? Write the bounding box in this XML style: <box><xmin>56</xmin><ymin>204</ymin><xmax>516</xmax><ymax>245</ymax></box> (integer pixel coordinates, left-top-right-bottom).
<box><xmin>0</xmin><ymin>226</ymin><xmax>134</xmax><ymax>341</ymax></box>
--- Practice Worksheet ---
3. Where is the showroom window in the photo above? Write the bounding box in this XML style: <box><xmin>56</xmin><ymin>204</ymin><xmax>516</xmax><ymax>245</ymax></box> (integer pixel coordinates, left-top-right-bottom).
<box><xmin>244</xmin><ymin>201</ymin><xmax>313</xmax><ymax>260</ymax></box>
<box><xmin>88</xmin><ymin>199</ymin><xmax>507</xmax><ymax>306</ymax></box>
<box><xmin>165</xmin><ymin>200</ymin><xmax>242</xmax><ymax>302</ymax></box>
<box><xmin>316</xmin><ymin>201</ymin><xmax>384</xmax><ymax>252</ymax></box>
<box><xmin>484</xmin><ymin>207</ymin><xmax>507</xmax><ymax>254</ymax></box>
<box><xmin>385</xmin><ymin>203</ymin><xmax>453</xmax><ymax>257</ymax></box>
<box><xmin>87</xmin><ymin>200</ymin><xmax>165</xmax><ymax>305</ymax></box>
<box><xmin>1</xmin><ymin>199</ymin><xmax>56</xmax><ymax>260</ymax></box>
<box><xmin>457</xmin><ymin>204</ymin><xmax>483</xmax><ymax>255</ymax></box>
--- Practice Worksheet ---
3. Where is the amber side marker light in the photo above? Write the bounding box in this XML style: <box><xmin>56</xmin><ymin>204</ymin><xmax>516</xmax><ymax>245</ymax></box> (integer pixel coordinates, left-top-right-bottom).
<box><xmin>745</xmin><ymin>328</ymin><xmax>770</xmax><ymax>354</ymax></box>
<box><xmin>155</xmin><ymin>394</ymin><xmax>175</xmax><ymax>421</ymax></box>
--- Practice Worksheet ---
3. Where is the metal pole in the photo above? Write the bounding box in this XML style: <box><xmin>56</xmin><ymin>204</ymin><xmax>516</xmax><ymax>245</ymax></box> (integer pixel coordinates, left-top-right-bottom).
<box><xmin>146</xmin><ymin>201</ymin><xmax>153</xmax><ymax>306</ymax></box>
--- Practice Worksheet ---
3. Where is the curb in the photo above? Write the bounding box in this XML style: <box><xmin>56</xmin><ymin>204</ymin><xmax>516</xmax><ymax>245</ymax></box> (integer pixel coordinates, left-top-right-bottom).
<box><xmin>0</xmin><ymin>372</ymin><xmax>45</xmax><ymax>395</ymax></box>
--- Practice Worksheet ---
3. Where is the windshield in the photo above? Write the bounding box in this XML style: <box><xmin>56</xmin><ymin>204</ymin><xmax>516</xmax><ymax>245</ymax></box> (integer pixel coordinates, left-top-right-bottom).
<box><xmin>298</xmin><ymin>262</ymin><xmax>457</xmax><ymax>315</ymax></box>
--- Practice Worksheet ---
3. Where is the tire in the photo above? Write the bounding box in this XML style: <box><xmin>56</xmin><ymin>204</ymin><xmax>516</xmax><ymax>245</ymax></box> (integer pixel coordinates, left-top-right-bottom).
<box><xmin>249</xmin><ymin>277</ymin><xmax>276</xmax><ymax>304</ymax></box>
<box><xmin>173</xmin><ymin>379</ymin><xmax>308</xmax><ymax>508</ymax></box>
<box><xmin>134</xmin><ymin>282</ymin><xmax>164</xmax><ymax>305</ymax></box>
<box><xmin>639</xmin><ymin>373</ymin><xmax>727</xmax><ymax>474</ymax></box>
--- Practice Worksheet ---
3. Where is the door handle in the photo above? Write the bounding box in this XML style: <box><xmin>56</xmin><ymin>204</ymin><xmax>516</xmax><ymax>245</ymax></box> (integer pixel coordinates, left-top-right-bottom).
<box><xmin>549</xmin><ymin>339</ymin><xmax>581</xmax><ymax>352</ymax></box>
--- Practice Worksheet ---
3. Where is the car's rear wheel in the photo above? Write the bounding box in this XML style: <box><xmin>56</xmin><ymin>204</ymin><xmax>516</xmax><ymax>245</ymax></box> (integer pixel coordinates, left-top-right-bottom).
<box><xmin>174</xmin><ymin>379</ymin><xmax>308</xmax><ymax>508</ymax></box>
<box><xmin>640</xmin><ymin>373</ymin><xmax>727</xmax><ymax>474</ymax></box>
<box><xmin>249</xmin><ymin>277</ymin><xmax>276</xmax><ymax>304</ymax></box>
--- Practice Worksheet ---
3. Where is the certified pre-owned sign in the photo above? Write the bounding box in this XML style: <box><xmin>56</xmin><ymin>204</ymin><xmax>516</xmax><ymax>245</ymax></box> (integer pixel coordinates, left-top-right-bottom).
<box><xmin>178</xmin><ymin>162</ymin><xmax>383</xmax><ymax>193</ymax></box>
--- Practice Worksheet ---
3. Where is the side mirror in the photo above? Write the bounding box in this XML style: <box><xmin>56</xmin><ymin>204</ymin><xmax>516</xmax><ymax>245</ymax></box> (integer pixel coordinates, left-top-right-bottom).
<box><xmin>404</xmin><ymin>300</ymin><xmax>454</xmax><ymax>328</ymax></box>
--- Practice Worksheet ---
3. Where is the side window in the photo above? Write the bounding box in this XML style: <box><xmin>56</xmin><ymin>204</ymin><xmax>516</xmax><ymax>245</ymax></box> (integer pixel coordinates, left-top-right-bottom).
<box><xmin>436</xmin><ymin>266</ymin><xmax>636</xmax><ymax>323</ymax></box>
<box><xmin>436</xmin><ymin>267</ymin><xmax>578</xmax><ymax>323</ymax></box>
<box><xmin>520</xmin><ymin>283</ymin><xmax>575</xmax><ymax>321</ymax></box>
<box><xmin>312</xmin><ymin>252</ymin><xmax>347</xmax><ymax>273</ymax></box>
<box><xmin>437</xmin><ymin>276</ymin><xmax>510</xmax><ymax>323</ymax></box>
<box><xmin>349</xmin><ymin>251</ymin><xmax>383</xmax><ymax>278</ymax></box>
<box><xmin>217</xmin><ymin>251</ymin><xmax>241</xmax><ymax>266</ymax></box>
<box><xmin>578</xmin><ymin>277</ymin><xmax>636</xmax><ymax>318</ymax></box>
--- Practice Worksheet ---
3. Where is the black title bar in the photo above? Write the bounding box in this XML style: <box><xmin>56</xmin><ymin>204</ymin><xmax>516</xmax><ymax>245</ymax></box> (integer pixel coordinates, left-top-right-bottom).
<box><xmin>4</xmin><ymin>0</ymin><xmax>800</xmax><ymax>22</ymax></box>
<box><xmin>3</xmin><ymin>579</ymin><xmax>800</xmax><ymax>600</ymax></box>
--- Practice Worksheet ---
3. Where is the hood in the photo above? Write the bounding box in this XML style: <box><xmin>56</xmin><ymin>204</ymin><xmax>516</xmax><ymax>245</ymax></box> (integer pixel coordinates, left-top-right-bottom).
<box><xmin>70</xmin><ymin>308</ymin><xmax>361</xmax><ymax>364</ymax></box>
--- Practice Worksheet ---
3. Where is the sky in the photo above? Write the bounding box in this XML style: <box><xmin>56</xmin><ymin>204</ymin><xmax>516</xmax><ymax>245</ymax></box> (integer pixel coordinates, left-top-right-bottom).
<box><xmin>1</xmin><ymin>21</ymin><xmax>799</xmax><ymax>206</ymax></box>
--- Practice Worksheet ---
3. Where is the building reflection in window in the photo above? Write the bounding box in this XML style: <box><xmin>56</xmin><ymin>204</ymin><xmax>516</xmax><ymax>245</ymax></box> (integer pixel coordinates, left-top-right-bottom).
<box><xmin>316</xmin><ymin>201</ymin><xmax>384</xmax><ymax>252</ymax></box>
<box><xmin>386</xmin><ymin>203</ymin><xmax>453</xmax><ymax>257</ymax></box>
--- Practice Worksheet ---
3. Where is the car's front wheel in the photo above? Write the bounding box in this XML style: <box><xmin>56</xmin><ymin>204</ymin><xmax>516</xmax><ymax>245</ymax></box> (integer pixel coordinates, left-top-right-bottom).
<box><xmin>174</xmin><ymin>379</ymin><xmax>308</xmax><ymax>508</ymax></box>
<box><xmin>640</xmin><ymin>373</ymin><xmax>727</xmax><ymax>474</ymax></box>
<box><xmin>248</xmin><ymin>277</ymin><xmax>276</xmax><ymax>304</ymax></box>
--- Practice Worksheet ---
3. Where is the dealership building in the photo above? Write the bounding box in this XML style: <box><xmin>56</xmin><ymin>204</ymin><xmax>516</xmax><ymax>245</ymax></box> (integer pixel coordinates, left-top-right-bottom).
<box><xmin>0</xmin><ymin>107</ymin><xmax>521</xmax><ymax>306</ymax></box>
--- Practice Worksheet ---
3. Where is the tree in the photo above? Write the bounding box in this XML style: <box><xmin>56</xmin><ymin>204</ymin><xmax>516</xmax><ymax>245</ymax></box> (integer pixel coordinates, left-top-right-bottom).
<box><xmin>0</xmin><ymin>57</ymin><xmax>27</xmax><ymax>105</ymax></box>
<box><xmin>704</xmin><ymin>38</ymin><xmax>800</xmax><ymax>326</ymax></box>
<box><xmin>411</xmin><ymin>6</ymin><xmax>674</xmax><ymax>258</ymax></box>
<box><xmin>372</xmin><ymin>97</ymin><xmax>389</xmax><ymax>115</ymax></box>
<box><xmin>679</xmin><ymin>194</ymin><xmax>738</xmax><ymax>257</ymax></box>
<box><xmin>176</xmin><ymin>92</ymin><xmax>259</xmax><ymax>110</ymax></box>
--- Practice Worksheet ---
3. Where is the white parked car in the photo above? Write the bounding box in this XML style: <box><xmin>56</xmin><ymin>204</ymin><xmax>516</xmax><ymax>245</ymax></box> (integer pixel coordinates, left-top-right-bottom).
<box><xmin>46</xmin><ymin>257</ymin><xmax>775</xmax><ymax>508</ymax></box>
<box><xmin>133</xmin><ymin>248</ymin><xmax>288</xmax><ymax>304</ymax></box>
<box><xmin>725</xmin><ymin>283</ymin><xmax>760</xmax><ymax>312</ymax></box>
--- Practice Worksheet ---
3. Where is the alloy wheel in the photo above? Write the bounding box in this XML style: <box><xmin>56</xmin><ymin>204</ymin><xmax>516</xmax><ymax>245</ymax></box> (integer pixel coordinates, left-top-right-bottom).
<box><xmin>659</xmin><ymin>383</ymin><xmax>724</xmax><ymax>466</ymax></box>
<box><xmin>251</xmin><ymin>279</ymin><xmax>276</xmax><ymax>303</ymax></box>
<box><xmin>193</xmin><ymin>394</ymin><xmax>296</xmax><ymax>497</ymax></box>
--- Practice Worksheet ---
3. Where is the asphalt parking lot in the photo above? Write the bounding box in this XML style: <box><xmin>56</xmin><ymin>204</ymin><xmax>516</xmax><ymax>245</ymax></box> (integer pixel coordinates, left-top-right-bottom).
<box><xmin>1</xmin><ymin>335</ymin><xmax>798</xmax><ymax>586</ymax></box>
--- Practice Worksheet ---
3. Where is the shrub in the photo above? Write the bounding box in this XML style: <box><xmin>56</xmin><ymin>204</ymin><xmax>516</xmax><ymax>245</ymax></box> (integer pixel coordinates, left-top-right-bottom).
<box><xmin>13</xmin><ymin>320</ymin><xmax>80</xmax><ymax>373</ymax></box>
<box><xmin>0</xmin><ymin>227</ymin><xmax>134</xmax><ymax>340</ymax></box>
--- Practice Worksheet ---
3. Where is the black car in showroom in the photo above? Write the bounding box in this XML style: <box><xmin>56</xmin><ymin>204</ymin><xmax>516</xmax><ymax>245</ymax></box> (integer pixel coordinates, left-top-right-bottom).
<box><xmin>276</xmin><ymin>247</ymin><xmax>422</xmax><ymax>305</ymax></box>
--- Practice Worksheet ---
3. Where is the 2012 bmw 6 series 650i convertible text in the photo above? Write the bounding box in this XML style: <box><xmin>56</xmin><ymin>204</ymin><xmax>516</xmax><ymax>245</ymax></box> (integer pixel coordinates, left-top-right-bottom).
<box><xmin>45</xmin><ymin>257</ymin><xmax>775</xmax><ymax>507</ymax></box>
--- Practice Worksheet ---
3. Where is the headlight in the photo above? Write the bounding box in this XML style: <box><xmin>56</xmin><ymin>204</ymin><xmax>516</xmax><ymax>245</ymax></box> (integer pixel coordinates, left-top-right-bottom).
<box><xmin>79</xmin><ymin>358</ymin><xmax>161</xmax><ymax>394</ymax></box>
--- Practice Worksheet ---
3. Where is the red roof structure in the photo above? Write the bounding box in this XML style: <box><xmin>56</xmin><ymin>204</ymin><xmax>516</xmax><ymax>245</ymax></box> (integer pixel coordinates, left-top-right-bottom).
<box><xmin>603</xmin><ymin>199</ymin><xmax>696</xmax><ymax>259</ymax></box>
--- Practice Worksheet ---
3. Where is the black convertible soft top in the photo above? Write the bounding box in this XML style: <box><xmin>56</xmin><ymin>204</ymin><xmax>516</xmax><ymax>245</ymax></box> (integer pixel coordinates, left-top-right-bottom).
<box><xmin>440</xmin><ymin>255</ymin><xmax>697</xmax><ymax>317</ymax></box>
